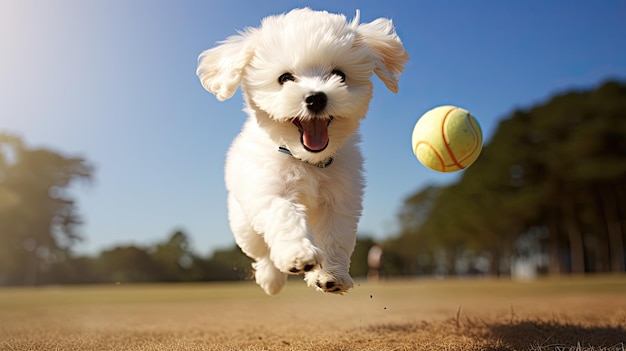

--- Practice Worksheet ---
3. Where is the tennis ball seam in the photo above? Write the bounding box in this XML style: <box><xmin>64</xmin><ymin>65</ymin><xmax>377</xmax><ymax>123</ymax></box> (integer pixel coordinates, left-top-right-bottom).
<box><xmin>412</xmin><ymin>105</ymin><xmax>483</xmax><ymax>173</ymax></box>
<box><xmin>415</xmin><ymin>141</ymin><xmax>445</xmax><ymax>171</ymax></box>
<box><xmin>441</xmin><ymin>107</ymin><xmax>465</xmax><ymax>171</ymax></box>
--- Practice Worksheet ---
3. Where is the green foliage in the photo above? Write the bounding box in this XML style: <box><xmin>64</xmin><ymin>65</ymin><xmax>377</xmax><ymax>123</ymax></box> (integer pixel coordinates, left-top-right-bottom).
<box><xmin>349</xmin><ymin>236</ymin><xmax>377</xmax><ymax>277</ymax></box>
<box><xmin>39</xmin><ymin>231</ymin><xmax>254</xmax><ymax>285</ymax></box>
<box><xmin>387</xmin><ymin>80</ymin><xmax>626</xmax><ymax>276</ymax></box>
<box><xmin>0</xmin><ymin>134</ymin><xmax>92</xmax><ymax>285</ymax></box>
<box><xmin>3</xmin><ymin>80</ymin><xmax>625</xmax><ymax>285</ymax></box>
<box><xmin>204</xmin><ymin>245</ymin><xmax>254</xmax><ymax>281</ymax></box>
<box><xmin>0</xmin><ymin>134</ymin><xmax>252</xmax><ymax>285</ymax></box>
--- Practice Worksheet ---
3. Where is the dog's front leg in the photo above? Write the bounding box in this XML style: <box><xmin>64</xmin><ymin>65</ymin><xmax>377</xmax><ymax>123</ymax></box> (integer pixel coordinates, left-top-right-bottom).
<box><xmin>304</xmin><ymin>205</ymin><xmax>359</xmax><ymax>294</ymax></box>
<box><xmin>250</xmin><ymin>197</ymin><xmax>323</xmax><ymax>275</ymax></box>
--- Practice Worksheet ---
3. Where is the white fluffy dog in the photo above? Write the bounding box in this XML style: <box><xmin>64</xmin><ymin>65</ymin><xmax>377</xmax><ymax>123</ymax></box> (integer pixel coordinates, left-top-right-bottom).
<box><xmin>197</xmin><ymin>8</ymin><xmax>408</xmax><ymax>295</ymax></box>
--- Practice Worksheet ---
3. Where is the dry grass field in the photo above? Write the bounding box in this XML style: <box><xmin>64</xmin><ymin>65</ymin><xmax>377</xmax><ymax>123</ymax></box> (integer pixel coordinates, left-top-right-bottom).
<box><xmin>0</xmin><ymin>275</ymin><xmax>625</xmax><ymax>351</ymax></box>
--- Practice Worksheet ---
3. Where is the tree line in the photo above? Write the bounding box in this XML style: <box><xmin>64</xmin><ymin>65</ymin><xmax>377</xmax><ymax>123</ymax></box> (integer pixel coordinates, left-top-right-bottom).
<box><xmin>384</xmin><ymin>80</ymin><xmax>626</xmax><ymax>277</ymax></box>
<box><xmin>0</xmin><ymin>134</ymin><xmax>375</xmax><ymax>285</ymax></box>
<box><xmin>28</xmin><ymin>230</ymin><xmax>379</xmax><ymax>285</ymax></box>
<box><xmin>1</xmin><ymin>80</ymin><xmax>625</xmax><ymax>286</ymax></box>
<box><xmin>27</xmin><ymin>230</ymin><xmax>255</xmax><ymax>285</ymax></box>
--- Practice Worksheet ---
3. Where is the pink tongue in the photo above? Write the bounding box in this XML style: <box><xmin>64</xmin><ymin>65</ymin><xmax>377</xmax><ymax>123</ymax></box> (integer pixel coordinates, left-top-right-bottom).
<box><xmin>300</xmin><ymin>119</ymin><xmax>329</xmax><ymax>151</ymax></box>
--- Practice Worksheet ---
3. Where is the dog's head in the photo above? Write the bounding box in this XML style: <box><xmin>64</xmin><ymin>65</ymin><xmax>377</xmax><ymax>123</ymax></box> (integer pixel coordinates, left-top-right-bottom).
<box><xmin>197</xmin><ymin>8</ymin><xmax>408</xmax><ymax>164</ymax></box>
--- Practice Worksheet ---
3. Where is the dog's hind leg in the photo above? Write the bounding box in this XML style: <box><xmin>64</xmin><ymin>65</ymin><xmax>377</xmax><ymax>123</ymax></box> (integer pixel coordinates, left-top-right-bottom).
<box><xmin>228</xmin><ymin>193</ymin><xmax>287</xmax><ymax>295</ymax></box>
<box><xmin>251</xmin><ymin>257</ymin><xmax>287</xmax><ymax>295</ymax></box>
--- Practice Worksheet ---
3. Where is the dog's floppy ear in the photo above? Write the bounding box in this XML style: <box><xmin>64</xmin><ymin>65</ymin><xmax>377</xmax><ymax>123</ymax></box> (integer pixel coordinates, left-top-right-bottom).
<box><xmin>357</xmin><ymin>17</ymin><xmax>409</xmax><ymax>93</ymax></box>
<box><xmin>197</xmin><ymin>29</ymin><xmax>257</xmax><ymax>101</ymax></box>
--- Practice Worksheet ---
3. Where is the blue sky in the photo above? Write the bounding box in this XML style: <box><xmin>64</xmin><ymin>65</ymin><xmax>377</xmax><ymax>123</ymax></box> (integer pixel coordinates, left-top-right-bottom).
<box><xmin>1</xmin><ymin>1</ymin><xmax>625</xmax><ymax>256</ymax></box>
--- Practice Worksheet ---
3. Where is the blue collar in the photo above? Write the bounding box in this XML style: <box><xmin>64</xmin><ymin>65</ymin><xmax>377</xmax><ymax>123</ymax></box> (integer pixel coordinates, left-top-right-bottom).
<box><xmin>278</xmin><ymin>146</ymin><xmax>334</xmax><ymax>168</ymax></box>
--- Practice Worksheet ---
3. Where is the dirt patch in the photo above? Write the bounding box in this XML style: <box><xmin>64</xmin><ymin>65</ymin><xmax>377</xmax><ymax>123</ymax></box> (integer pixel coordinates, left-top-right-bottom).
<box><xmin>1</xmin><ymin>277</ymin><xmax>625</xmax><ymax>350</ymax></box>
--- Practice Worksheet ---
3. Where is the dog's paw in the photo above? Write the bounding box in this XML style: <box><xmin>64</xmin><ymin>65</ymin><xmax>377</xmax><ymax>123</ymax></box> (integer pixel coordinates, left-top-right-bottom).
<box><xmin>270</xmin><ymin>238</ymin><xmax>322</xmax><ymax>275</ymax></box>
<box><xmin>305</xmin><ymin>269</ymin><xmax>354</xmax><ymax>294</ymax></box>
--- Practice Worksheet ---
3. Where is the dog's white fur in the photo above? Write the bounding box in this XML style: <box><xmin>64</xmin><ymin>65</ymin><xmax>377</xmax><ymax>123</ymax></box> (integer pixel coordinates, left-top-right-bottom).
<box><xmin>197</xmin><ymin>8</ymin><xmax>408</xmax><ymax>295</ymax></box>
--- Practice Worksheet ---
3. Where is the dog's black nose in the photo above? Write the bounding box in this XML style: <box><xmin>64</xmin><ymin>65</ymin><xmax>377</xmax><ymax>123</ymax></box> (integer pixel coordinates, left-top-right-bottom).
<box><xmin>305</xmin><ymin>92</ymin><xmax>327</xmax><ymax>113</ymax></box>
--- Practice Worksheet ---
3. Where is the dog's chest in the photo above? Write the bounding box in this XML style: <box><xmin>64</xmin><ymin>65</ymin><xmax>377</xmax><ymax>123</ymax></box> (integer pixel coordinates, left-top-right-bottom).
<box><xmin>282</xmin><ymin>165</ymin><xmax>333</xmax><ymax>211</ymax></box>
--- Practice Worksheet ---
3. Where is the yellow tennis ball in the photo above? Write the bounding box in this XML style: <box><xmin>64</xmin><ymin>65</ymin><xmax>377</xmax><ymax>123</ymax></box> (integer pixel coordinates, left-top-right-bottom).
<box><xmin>412</xmin><ymin>105</ymin><xmax>483</xmax><ymax>172</ymax></box>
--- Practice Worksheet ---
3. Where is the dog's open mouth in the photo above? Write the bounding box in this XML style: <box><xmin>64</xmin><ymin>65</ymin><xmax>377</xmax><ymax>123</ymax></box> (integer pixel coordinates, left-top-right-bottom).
<box><xmin>292</xmin><ymin>117</ymin><xmax>332</xmax><ymax>153</ymax></box>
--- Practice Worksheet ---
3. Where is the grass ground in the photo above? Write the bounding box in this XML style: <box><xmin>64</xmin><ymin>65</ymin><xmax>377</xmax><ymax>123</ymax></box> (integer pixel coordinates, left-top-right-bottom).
<box><xmin>0</xmin><ymin>275</ymin><xmax>625</xmax><ymax>350</ymax></box>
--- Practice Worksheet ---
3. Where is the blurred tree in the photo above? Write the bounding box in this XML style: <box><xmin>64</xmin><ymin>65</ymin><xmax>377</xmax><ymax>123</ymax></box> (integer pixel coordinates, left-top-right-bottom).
<box><xmin>390</xmin><ymin>80</ymin><xmax>626</xmax><ymax>277</ymax></box>
<box><xmin>516</xmin><ymin>81</ymin><xmax>626</xmax><ymax>273</ymax></box>
<box><xmin>385</xmin><ymin>186</ymin><xmax>442</xmax><ymax>275</ymax></box>
<box><xmin>150</xmin><ymin>230</ymin><xmax>196</xmax><ymax>281</ymax></box>
<box><xmin>0</xmin><ymin>134</ymin><xmax>92</xmax><ymax>285</ymax></box>
<box><xmin>40</xmin><ymin>253</ymin><xmax>101</xmax><ymax>285</ymax></box>
<box><xmin>349</xmin><ymin>235</ymin><xmax>377</xmax><ymax>278</ymax></box>
<box><xmin>201</xmin><ymin>245</ymin><xmax>253</xmax><ymax>281</ymax></box>
<box><xmin>96</xmin><ymin>245</ymin><xmax>159</xmax><ymax>283</ymax></box>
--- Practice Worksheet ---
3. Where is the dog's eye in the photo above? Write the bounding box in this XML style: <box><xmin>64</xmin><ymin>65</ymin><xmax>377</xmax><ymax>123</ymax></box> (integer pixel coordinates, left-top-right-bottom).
<box><xmin>278</xmin><ymin>73</ymin><xmax>296</xmax><ymax>85</ymax></box>
<box><xmin>331</xmin><ymin>69</ymin><xmax>346</xmax><ymax>83</ymax></box>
